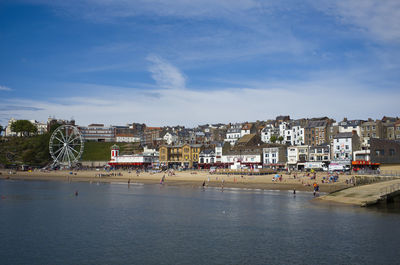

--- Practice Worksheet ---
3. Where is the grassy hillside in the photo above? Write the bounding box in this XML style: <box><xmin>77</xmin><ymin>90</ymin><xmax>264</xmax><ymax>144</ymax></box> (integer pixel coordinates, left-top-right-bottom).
<box><xmin>81</xmin><ymin>142</ymin><xmax>143</xmax><ymax>161</ymax></box>
<box><xmin>81</xmin><ymin>142</ymin><xmax>117</xmax><ymax>161</ymax></box>
<box><xmin>0</xmin><ymin>134</ymin><xmax>51</xmax><ymax>167</ymax></box>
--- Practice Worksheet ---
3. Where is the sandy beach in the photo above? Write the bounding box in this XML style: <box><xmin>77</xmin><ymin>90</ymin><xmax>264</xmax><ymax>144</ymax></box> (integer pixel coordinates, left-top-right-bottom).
<box><xmin>0</xmin><ymin>169</ymin><xmax>353</xmax><ymax>193</ymax></box>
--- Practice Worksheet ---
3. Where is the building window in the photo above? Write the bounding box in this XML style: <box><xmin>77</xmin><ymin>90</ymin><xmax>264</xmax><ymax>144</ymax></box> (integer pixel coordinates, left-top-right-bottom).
<box><xmin>389</xmin><ymin>149</ymin><xmax>395</xmax><ymax>156</ymax></box>
<box><xmin>265</xmin><ymin>154</ymin><xmax>269</xmax><ymax>158</ymax></box>
<box><xmin>345</xmin><ymin>145</ymin><xmax>349</xmax><ymax>150</ymax></box>
<box><xmin>375</xmin><ymin>149</ymin><xmax>384</xmax><ymax>156</ymax></box>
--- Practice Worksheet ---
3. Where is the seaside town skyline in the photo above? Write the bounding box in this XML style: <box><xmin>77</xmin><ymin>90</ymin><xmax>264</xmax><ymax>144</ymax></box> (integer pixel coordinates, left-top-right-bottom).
<box><xmin>2</xmin><ymin>2</ymin><xmax>400</xmax><ymax>264</ymax></box>
<box><xmin>1</xmin><ymin>1</ymin><xmax>400</xmax><ymax>126</ymax></box>
<box><xmin>2</xmin><ymin>115</ymin><xmax>399</xmax><ymax>172</ymax></box>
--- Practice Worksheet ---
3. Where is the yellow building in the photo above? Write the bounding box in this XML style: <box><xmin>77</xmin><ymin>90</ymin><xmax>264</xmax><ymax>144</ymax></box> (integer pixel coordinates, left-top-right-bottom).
<box><xmin>159</xmin><ymin>144</ymin><xmax>203</xmax><ymax>168</ymax></box>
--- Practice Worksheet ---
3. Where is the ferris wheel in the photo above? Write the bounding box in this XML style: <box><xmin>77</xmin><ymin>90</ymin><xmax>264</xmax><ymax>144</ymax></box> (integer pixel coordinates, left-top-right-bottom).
<box><xmin>49</xmin><ymin>125</ymin><xmax>84</xmax><ymax>167</ymax></box>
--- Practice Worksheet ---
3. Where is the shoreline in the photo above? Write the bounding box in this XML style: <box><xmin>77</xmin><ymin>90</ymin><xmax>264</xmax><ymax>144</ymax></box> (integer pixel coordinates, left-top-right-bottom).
<box><xmin>0</xmin><ymin>169</ymin><xmax>351</xmax><ymax>193</ymax></box>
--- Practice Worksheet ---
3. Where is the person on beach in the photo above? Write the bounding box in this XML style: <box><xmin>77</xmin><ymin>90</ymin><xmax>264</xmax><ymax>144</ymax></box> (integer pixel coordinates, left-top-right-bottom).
<box><xmin>293</xmin><ymin>188</ymin><xmax>296</xmax><ymax>195</ymax></box>
<box><xmin>313</xmin><ymin>183</ymin><xmax>319</xmax><ymax>197</ymax></box>
<box><xmin>202</xmin><ymin>180</ymin><xmax>206</xmax><ymax>189</ymax></box>
<box><xmin>75</xmin><ymin>191</ymin><xmax>78</xmax><ymax>196</ymax></box>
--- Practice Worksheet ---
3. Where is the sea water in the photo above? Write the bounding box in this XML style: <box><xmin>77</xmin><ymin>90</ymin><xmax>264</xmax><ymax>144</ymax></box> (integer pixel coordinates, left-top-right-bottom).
<box><xmin>1</xmin><ymin>179</ymin><xmax>399</xmax><ymax>265</ymax></box>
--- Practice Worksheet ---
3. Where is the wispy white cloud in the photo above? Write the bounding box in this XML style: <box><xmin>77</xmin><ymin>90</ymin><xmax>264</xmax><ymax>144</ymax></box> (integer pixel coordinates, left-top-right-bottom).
<box><xmin>0</xmin><ymin>85</ymin><xmax>12</xmax><ymax>91</ymax></box>
<box><xmin>314</xmin><ymin>0</ymin><xmax>400</xmax><ymax>43</ymax></box>
<box><xmin>2</xmin><ymin>56</ymin><xmax>399</xmax><ymax>126</ymax></box>
<box><xmin>147</xmin><ymin>55</ymin><xmax>186</xmax><ymax>90</ymax></box>
<box><xmin>1</xmin><ymin>74</ymin><xmax>399</xmax><ymax>127</ymax></box>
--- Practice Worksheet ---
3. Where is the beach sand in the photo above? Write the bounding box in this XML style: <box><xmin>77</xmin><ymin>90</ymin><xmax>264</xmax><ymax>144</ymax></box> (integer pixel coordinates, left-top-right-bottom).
<box><xmin>0</xmin><ymin>169</ymin><xmax>352</xmax><ymax>193</ymax></box>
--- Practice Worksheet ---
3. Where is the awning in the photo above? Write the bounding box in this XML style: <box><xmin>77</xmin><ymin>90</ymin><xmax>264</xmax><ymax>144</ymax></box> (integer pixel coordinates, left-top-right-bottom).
<box><xmin>352</xmin><ymin>161</ymin><xmax>380</xmax><ymax>166</ymax></box>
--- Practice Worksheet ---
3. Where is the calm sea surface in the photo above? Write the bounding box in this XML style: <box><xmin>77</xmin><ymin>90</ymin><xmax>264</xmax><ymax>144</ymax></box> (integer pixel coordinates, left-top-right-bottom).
<box><xmin>1</xmin><ymin>179</ymin><xmax>399</xmax><ymax>265</ymax></box>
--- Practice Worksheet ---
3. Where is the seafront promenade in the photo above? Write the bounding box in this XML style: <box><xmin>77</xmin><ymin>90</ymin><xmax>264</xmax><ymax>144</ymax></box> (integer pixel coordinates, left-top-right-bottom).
<box><xmin>1</xmin><ymin>169</ymin><xmax>351</xmax><ymax>193</ymax></box>
<box><xmin>319</xmin><ymin>178</ymin><xmax>400</xmax><ymax>206</ymax></box>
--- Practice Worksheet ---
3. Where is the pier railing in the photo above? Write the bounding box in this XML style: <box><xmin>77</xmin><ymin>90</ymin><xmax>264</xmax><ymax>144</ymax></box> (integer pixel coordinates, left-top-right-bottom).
<box><xmin>355</xmin><ymin>169</ymin><xmax>400</xmax><ymax>177</ymax></box>
<box><xmin>379</xmin><ymin>182</ymin><xmax>400</xmax><ymax>197</ymax></box>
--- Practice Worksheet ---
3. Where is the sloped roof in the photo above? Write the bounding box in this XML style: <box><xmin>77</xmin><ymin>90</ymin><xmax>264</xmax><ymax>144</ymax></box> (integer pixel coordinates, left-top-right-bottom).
<box><xmin>200</xmin><ymin>149</ymin><xmax>215</xmax><ymax>155</ymax></box>
<box><xmin>241</xmin><ymin>123</ymin><xmax>252</xmax><ymax>130</ymax></box>
<box><xmin>306</xmin><ymin>120</ymin><xmax>327</xmax><ymax>128</ymax></box>
<box><xmin>237</xmin><ymin>133</ymin><xmax>256</xmax><ymax>144</ymax></box>
<box><xmin>334</xmin><ymin>132</ymin><xmax>353</xmax><ymax>139</ymax></box>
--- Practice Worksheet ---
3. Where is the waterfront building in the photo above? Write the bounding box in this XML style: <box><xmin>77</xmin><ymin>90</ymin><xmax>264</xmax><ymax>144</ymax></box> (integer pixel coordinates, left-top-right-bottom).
<box><xmin>143</xmin><ymin>127</ymin><xmax>162</xmax><ymax>146</ymax></box>
<box><xmin>287</xmin><ymin>145</ymin><xmax>309</xmax><ymax>170</ymax></box>
<box><xmin>263</xmin><ymin>146</ymin><xmax>287</xmax><ymax>169</ymax></box>
<box><xmin>370</xmin><ymin>138</ymin><xmax>400</xmax><ymax>165</ymax></box>
<box><xmin>281</xmin><ymin>121</ymin><xmax>305</xmax><ymax>146</ymax></box>
<box><xmin>115</xmin><ymin>134</ymin><xmax>141</xmax><ymax>143</ymax></box>
<box><xmin>331</xmin><ymin>132</ymin><xmax>360</xmax><ymax>169</ymax></box>
<box><xmin>338</xmin><ymin>118</ymin><xmax>363</xmax><ymax>136</ymax></box>
<box><xmin>5</xmin><ymin>118</ymin><xmax>48</xmax><ymax>136</ymax></box>
<box><xmin>163</xmin><ymin>132</ymin><xmax>178</xmax><ymax>145</ymax></box>
<box><xmin>221</xmin><ymin>149</ymin><xmax>262</xmax><ymax>169</ymax></box>
<box><xmin>215</xmin><ymin>143</ymin><xmax>223</xmax><ymax>164</ymax></box>
<box><xmin>241</xmin><ymin>123</ymin><xmax>254</xmax><ymax>137</ymax></box>
<box><xmin>47</xmin><ymin>117</ymin><xmax>76</xmax><ymax>132</ymax></box>
<box><xmin>308</xmin><ymin>143</ymin><xmax>330</xmax><ymax>163</ymax></box>
<box><xmin>198</xmin><ymin>149</ymin><xmax>216</xmax><ymax>168</ymax></box>
<box><xmin>224</xmin><ymin>123</ymin><xmax>243</xmax><ymax>146</ymax></box>
<box><xmin>384</xmin><ymin>122</ymin><xmax>396</xmax><ymax>140</ymax></box>
<box><xmin>114</xmin><ymin>126</ymin><xmax>140</xmax><ymax>143</ymax></box>
<box><xmin>159</xmin><ymin>144</ymin><xmax>203</xmax><ymax>168</ymax></box>
<box><xmin>360</xmin><ymin>119</ymin><xmax>384</xmax><ymax>149</ymax></box>
<box><xmin>108</xmin><ymin>145</ymin><xmax>158</xmax><ymax>168</ymax></box>
<box><xmin>304</xmin><ymin>120</ymin><xmax>329</xmax><ymax>147</ymax></box>
<box><xmin>260</xmin><ymin>123</ymin><xmax>279</xmax><ymax>144</ymax></box>
<box><xmin>5</xmin><ymin>118</ymin><xmax>17</xmax><ymax>136</ymax></box>
<box><xmin>78</xmin><ymin>124</ymin><xmax>115</xmax><ymax>142</ymax></box>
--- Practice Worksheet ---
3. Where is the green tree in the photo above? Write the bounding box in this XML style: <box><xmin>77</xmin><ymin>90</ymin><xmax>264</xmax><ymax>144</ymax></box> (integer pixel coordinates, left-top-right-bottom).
<box><xmin>270</xmin><ymin>135</ymin><xmax>277</xmax><ymax>143</ymax></box>
<box><xmin>278</xmin><ymin>136</ymin><xmax>284</xmax><ymax>143</ymax></box>
<box><xmin>49</xmin><ymin>123</ymin><xmax>62</xmax><ymax>134</ymax></box>
<box><xmin>11</xmin><ymin>120</ymin><xmax>37</xmax><ymax>136</ymax></box>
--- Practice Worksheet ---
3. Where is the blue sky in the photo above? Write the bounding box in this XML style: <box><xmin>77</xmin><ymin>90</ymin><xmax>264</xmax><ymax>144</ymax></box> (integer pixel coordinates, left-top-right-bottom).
<box><xmin>1</xmin><ymin>0</ymin><xmax>399</xmax><ymax>127</ymax></box>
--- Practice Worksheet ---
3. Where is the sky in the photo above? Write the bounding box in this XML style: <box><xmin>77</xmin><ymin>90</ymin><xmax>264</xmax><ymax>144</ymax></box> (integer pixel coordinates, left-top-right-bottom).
<box><xmin>0</xmin><ymin>0</ymin><xmax>399</xmax><ymax>127</ymax></box>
